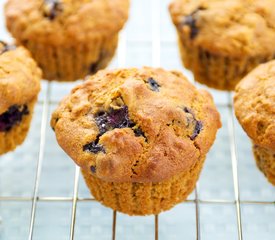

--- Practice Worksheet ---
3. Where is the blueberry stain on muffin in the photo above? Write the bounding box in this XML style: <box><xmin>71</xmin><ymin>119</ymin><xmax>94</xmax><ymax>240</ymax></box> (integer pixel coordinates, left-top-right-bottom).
<box><xmin>0</xmin><ymin>105</ymin><xmax>29</xmax><ymax>132</ymax></box>
<box><xmin>90</xmin><ymin>165</ymin><xmax>97</xmax><ymax>174</ymax></box>
<box><xmin>84</xmin><ymin>106</ymin><xmax>147</xmax><ymax>154</ymax></box>
<box><xmin>181</xmin><ymin>7</ymin><xmax>205</xmax><ymax>39</ymax></box>
<box><xmin>0</xmin><ymin>41</ymin><xmax>16</xmax><ymax>55</ymax></box>
<box><xmin>190</xmin><ymin>120</ymin><xmax>203</xmax><ymax>140</ymax></box>
<box><xmin>43</xmin><ymin>0</ymin><xmax>63</xmax><ymax>20</ymax></box>
<box><xmin>133</xmin><ymin>127</ymin><xmax>146</xmax><ymax>139</ymax></box>
<box><xmin>95</xmin><ymin>106</ymin><xmax>135</xmax><ymax>134</ymax></box>
<box><xmin>83</xmin><ymin>136</ymin><xmax>105</xmax><ymax>154</ymax></box>
<box><xmin>183</xmin><ymin>107</ymin><xmax>203</xmax><ymax>140</ymax></box>
<box><xmin>148</xmin><ymin>77</ymin><xmax>161</xmax><ymax>92</ymax></box>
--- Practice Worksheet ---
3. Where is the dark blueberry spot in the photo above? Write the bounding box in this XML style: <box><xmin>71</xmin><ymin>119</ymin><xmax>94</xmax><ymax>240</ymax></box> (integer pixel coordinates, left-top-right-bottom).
<box><xmin>183</xmin><ymin>107</ymin><xmax>203</xmax><ymax>140</ymax></box>
<box><xmin>90</xmin><ymin>165</ymin><xmax>96</xmax><ymax>174</ymax></box>
<box><xmin>190</xmin><ymin>120</ymin><xmax>203</xmax><ymax>141</ymax></box>
<box><xmin>182</xmin><ymin>15</ymin><xmax>198</xmax><ymax>39</ymax></box>
<box><xmin>51</xmin><ymin>117</ymin><xmax>59</xmax><ymax>131</ymax></box>
<box><xmin>183</xmin><ymin>107</ymin><xmax>193</xmax><ymax>114</ymax></box>
<box><xmin>0</xmin><ymin>105</ymin><xmax>29</xmax><ymax>132</ymax></box>
<box><xmin>95</xmin><ymin>106</ymin><xmax>135</xmax><ymax>135</ymax></box>
<box><xmin>84</xmin><ymin>105</ymin><xmax>149</xmax><ymax>154</ymax></box>
<box><xmin>148</xmin><ymin>78</ymin><xmax>160</xmax><ymax>92</ymax></box>
<box><xmin>108</xmin><ymin>107</ymin><xmax>134</xmax><ymax>129</ymax></box>
<box><xmin>83</xmin><ymin>136</ymin><xmax>105</xmax><ymax>154</ymax></box>
<box><xmin>181</xmin><ymin>7</ymin><xmax>205</xmax><ymax>39</ymax></box>
<box><xmin>0</xmin><ymin>41</ymin><xmax>16</xmax><ymax>55</ymax></box>
<box><xmin>44</xmin><ymin>0</ymin><xmax>63</xmax><ymax>20</ymax></box>
<box><xmin>133</xmin><ymin>127</ymin><xmax>147</xmax><ymax>141</ymax></box>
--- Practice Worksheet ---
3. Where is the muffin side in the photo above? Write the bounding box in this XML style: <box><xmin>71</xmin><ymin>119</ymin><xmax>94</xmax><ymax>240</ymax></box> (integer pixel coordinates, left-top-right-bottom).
<box><xmin>0</xmin><ymin>42</ymin><xmax>41</xmax><ymax>154</ymax></box>
<box><xmin>0</xmin><ymin>98</ymin><xmax>37</xmax><ymax>155</ymax></box>
<box><xmin>177</xmin><ymin>36</ymin><xmax>274</xmax><ymax>90</ymax></box>
<box><xmin>82</xmin><ymin>156</ymin><xmax>204</xmax><ymax>215</ymax></box>
<box><xmin>234</xmin><ymin>60</ymin><xmax>275</xmax><ymax>185</ymax></box>
<box><xmin>23</xmin><ymin>34</ymin><xmax>118</xmax><ymax>81</ymax></box>
<box><xmin>170</xmin><ymin>0</ymin><xmax>275</xmax><ymax>90</ymax></box>
<box><xmin>253</xmin><ymin>145</ymin><xmax>275</xmax><ymax>185</ymax></box>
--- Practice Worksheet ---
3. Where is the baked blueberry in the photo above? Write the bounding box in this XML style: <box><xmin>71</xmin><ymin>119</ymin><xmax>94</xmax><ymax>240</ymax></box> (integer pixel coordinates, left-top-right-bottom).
<box><xmin>181</xmin><ymin>7</ymin><xmax>205</xmax><ymax>39</ymax></box>
<box><xmin>190</xmin><ymin>120</ymin><xmax>203</xmax><ymax>140</ymax></box>
<box><xmin>148</xmin><ymin>78</ymin><xmax>160</xmax><ymax>92</ymax></box>
<box><xmin>90</xmin><ymin>165</ymin><xmax>97</xmax><ymax>174</ymax></box>
<box><xmin>85</xmin><ymin>106</ymin><xmax>139</xmax><ymax>154</ymax></box>
<box><xmin>183</xmin><ymin>107</ymin><xmax>203</xmax><ymax>140</ymax></box>
<box><xmin>44</xmin><ymin>0</ymin><xmax>63</xmax><ymax>20</ymax></box>
<box><xmin>95</xmin><ymin>106</ymin><xmax>135</xmax><ymax>135</ymax></box>
<box><xmin>0</xmin><ymin>105</ymin><xmax>29</xmax><ymax>132</ymax></box>
<box><xmin>83</xmin><ymin>137</ymin><xmax>105</xmax><ymax>154</ymax></box>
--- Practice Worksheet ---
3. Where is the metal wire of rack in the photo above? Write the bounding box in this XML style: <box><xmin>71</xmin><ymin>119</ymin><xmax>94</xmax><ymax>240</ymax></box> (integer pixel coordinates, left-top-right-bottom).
<box><xmin>0</xmin><ymin>0</ymin><xmax>274</xmax><ymax>240</ymax></box>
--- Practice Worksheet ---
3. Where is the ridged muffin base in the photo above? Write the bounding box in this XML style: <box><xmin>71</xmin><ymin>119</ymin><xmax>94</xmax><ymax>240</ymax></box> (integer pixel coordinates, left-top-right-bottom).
<box><xmin>178</xmin><ymin>34</ymin><xmax>274</xmax><ymax>90</ymax></box>
<box><xmin>81</xmin><ymin>156</ymin><xmax>205</xmax><ymax>216</ymax></box>
<box><xmin>20</xmin><ymin>34</ymin><xmax>118</xmax><ymax>82</ymax></box>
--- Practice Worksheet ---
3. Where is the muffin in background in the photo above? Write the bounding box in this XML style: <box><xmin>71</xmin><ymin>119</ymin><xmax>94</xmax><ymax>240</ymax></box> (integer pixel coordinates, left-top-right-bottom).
<box><xmin>51</xmin><ymin>67</ymin><xmax>221</xmax><ymax>215</ymax></box>
<box><xmin>234</xmin><ymin>60</ymin><xmax>275</xmax><ymax>185</ymax></box>
<box><xmin>169</xmin><ymin>0</ymin><xmax>275</xmax><ymax>90</ymax></box>
<box><xmin>0</xmin><ymin>41</ymin><xmax>41</xmax><ymax>155</ymax></box>
<box><xmin>5</xmin><ymin>0</ymin><xmax>129</xmax><ymax>82</ymax></box>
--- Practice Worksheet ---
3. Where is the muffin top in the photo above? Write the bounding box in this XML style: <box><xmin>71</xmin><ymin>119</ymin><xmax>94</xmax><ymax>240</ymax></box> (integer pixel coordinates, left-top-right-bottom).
<box><xmin>0</xmin><ymin>41</ymin><xmax>41</xmax><ymax>115</ymax></box>
<box><xmin>5</xmin><ymin>0</ymin><xmax>130</xmax><ymax>46</ymax></box>
<box><xmin>234</xmin><ymin>61</ymin><xmax>275</xmax><ymax>151</ymax></box>
<box><xmin>169</xmin><ymin>0</ymin><xmax>275</xmax><ymax>57</ymax></box>
<box><xmin>51</xmin><ymin>67</ymin><xmax>221</xmax><ymax>183</ymax></box>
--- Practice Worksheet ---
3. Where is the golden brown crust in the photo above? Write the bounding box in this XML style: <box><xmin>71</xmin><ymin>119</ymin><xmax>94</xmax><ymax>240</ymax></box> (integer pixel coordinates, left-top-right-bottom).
<box><xmin>169</xmin><ymin>0</ymin><xmax>275</xmax><ymax>57</ymax></box>
<box><xmin>51</xmin><ymin>67</ymin><xmax>221</xmax><ymax>183</ymax></box>
<box><xmin>0</xmin><ymin>43</ymin><xmax>41</xmax><ymax>114</ymax></box>
<box><xmin>5</xmin><ymin>0</ymin><xmax>130</xmax><ymax>46</ymax></box>
<box><xmin>234</xmin><ymin>61</ymin><xmax>275</xmax><ymax>151</ymax></box>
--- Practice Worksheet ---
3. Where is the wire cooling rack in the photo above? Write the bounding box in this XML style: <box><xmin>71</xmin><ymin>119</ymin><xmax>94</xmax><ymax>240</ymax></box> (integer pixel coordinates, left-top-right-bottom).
<box><xmin>0</xmin><ymin>0</ymin><xmax>274</xmax><ymax>240</ymax></box>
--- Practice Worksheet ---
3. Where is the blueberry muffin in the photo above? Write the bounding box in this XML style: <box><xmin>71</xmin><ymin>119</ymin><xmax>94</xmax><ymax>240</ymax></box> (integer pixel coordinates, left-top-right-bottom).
<box><xmin>5</xmin><ymin>0</ymin><xmax>129</xmax><ymax>82</ymax></box>
<box><xmin>51</xmin><ymin>67</ymin><xmax>221</xmax><ymax>215</ymax></box>
<box><xmin>169</xmin><ymin>0</ymin><xmax>275</xmax><ymax>90</ymax></box>
<box><xmin>234</xmin><ymin>61</ymin><xmax>275</xmax><ymax>185</ymax></box>
<box><xmin>0</xmin><ymin>41</ymin><xmax>41</xmax><ymax>155</ymax></box>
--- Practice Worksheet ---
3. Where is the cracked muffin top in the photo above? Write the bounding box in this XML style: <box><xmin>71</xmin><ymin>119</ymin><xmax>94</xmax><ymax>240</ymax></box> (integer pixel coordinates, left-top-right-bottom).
<box><xmin>51</xmin><ymin>67</ymin><xmax>221</xmax><ymax>183</ymax></box>
<box><xmin>234</xmin><ymin>61</ymin><xmax>275</xmax><ymax>150</ymax></box>
<box><xmin>5</xmin><ymin>0</ymin><xmax>130</xmax><ymax>46</ymax></box>
<box><xmin>169</xmin><ymin>0</ymin><xmax>275</xmax><ymax>57</ymax></box>
<box><xmin>0</xmin><ymin>41</ymin><xmax>41</xmax><ymax>115</ymax></box>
